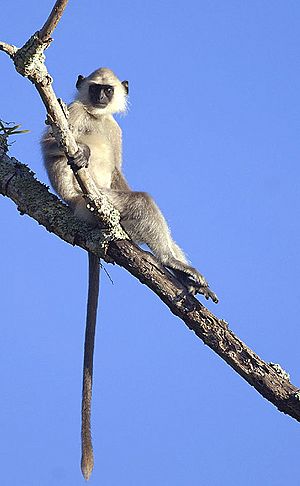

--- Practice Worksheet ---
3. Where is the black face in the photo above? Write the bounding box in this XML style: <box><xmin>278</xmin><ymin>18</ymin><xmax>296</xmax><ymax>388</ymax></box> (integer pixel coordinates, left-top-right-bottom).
<box><xmin>89</xmin><ymin>84</ymin><xmax>114</xmax><ymax>108</ymax></box>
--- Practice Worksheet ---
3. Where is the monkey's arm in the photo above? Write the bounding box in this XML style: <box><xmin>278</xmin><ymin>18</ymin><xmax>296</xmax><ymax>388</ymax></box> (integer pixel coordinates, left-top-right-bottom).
<box><xmin>42</xmin><ymin>129</ymin><xmax>90</xmax><ymax>172</ymax></box>
<box><xmin>41</xmin><ymin>130</ymin><xmax>64</xmax><ymax>158</ymax></box>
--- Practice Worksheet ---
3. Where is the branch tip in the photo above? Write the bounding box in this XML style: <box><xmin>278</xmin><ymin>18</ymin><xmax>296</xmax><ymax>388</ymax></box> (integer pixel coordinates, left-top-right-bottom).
<box><xmin>38</xmin><ymin>0</ymin><xmax>70</xmax><ymax>42</ymax></box>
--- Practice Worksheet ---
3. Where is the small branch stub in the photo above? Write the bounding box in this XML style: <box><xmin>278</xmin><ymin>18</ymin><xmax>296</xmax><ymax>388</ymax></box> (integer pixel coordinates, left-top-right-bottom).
<box><xmin>0</xmin><ymin>41</ymin><xmax>18</xmax><ymax>58</ymax></box>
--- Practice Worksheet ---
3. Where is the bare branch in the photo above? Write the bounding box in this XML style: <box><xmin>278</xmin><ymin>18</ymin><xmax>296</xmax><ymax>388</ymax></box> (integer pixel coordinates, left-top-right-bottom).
<box><xmin>1</xmin><ymin>150</ymin><xmax>300</xmax><ymax>423</ymax></box>
<box><xmin>38</xmin><ymin>0</ymin><xmax>70</xmax><ymax>43</ymax></box>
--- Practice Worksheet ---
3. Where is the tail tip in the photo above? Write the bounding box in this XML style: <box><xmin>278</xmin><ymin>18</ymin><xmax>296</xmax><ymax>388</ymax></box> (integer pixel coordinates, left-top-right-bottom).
<box><xmin>81</xmin><ymin>454</ymin><xmax>94</xmax><ymax>481</ymax></box>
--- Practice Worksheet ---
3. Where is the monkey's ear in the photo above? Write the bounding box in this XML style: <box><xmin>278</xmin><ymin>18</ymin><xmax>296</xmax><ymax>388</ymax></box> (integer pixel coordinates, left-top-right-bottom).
<box><xmin>122</xmin><ymin>80</ymin><xmax>129</xmax><ymax>95</ymax></box>
<box><xmin>76</xmin><ymin>75</ymin><xmax>86</xmax><ymax>90</ymax></box>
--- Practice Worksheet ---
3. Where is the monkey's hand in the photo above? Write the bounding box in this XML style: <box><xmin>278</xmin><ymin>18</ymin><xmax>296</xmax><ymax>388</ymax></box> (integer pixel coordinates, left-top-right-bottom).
<box><xmin>67</xmin><ymin>143</ymin><xmax>91</xmax><ymax>172</ymax></box>
<box><xmin>172</xmin><ymin>268</ymin><xmax>218</xmax><ymax>303</ymax></box>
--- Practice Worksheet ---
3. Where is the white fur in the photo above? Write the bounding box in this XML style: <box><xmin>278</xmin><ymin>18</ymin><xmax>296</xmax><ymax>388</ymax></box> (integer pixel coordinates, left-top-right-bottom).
<box><xmin>76</xmin><ymin>68</ymin><xmax>128</xmax><ymax>117</ymax></box>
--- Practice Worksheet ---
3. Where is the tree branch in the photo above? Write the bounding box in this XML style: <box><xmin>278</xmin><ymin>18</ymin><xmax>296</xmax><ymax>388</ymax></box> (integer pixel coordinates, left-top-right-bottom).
<box><xmin>1</xmin><ymin>0</ymin><xmax>299</xmax><ymax>426</ymax></box>
<box><xmin>1</xmin><ymin>149</ymin><xmax>300</xmax><ymax>422</ymax></box>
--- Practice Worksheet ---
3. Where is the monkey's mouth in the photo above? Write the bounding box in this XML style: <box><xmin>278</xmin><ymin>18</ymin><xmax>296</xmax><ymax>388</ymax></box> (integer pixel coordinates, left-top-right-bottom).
<box><xmin>95</xmin><ymin>102</ymin><xmax>108</xmax><ymax>109</ymax></box>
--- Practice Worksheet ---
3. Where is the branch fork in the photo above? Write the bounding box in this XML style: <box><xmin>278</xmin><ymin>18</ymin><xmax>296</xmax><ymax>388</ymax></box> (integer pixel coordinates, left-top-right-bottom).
<box><xmin>1</xmin><ymin>3</ymin><xmax>124</xmax><ymax>236</ymax></box>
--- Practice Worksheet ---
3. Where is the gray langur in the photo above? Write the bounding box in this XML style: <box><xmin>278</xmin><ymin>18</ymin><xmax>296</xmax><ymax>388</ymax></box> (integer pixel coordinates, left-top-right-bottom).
<box><xmin>41</xmin><ymin>68</ymin><xmax>218</xmax><ymax>480</ymax></box>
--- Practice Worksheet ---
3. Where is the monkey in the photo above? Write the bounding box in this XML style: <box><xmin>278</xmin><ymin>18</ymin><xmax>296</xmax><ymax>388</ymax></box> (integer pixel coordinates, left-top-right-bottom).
<box><xmin>41</xmin><ymin>68</ymin><xmax>218</xmax><ymax>480</ymax></box>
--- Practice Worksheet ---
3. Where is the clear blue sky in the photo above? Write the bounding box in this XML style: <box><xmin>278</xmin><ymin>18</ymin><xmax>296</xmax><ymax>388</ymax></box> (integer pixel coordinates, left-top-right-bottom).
<box><xmin>1</xmin><ymin>1</ymin><xmax>299</xmax><ymax>485</ymax></box>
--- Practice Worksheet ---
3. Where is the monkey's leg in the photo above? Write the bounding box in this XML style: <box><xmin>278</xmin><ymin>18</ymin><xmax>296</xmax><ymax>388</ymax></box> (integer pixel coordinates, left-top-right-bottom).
<box><xmin>106</xmin><ymin>191</ymin><xmax>218</xmax><ymax>302</ymax></box>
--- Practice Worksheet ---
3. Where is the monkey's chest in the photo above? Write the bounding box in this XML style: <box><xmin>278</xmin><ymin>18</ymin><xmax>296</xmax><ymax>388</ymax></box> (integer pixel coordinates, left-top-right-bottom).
<box><xmin>78</xmin><ymin>133</ymin><xmax>115</xmax><ymax>189</ymax></box>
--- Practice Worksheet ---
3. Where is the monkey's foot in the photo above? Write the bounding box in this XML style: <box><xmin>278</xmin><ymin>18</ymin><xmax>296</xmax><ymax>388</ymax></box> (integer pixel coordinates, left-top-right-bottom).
<box><xmin>67</xmin><ymin>143</ymin><xmax>91</xmax><ymax>171</ymax></box>
<box><xmin>171</xmin><ymin>269</ymin><xmax>218</xmax><ymax>303</ymax></box>
<box><xmin>196</xmin><ymin>285</ymin><xmax>218</xmax><ymax>303</ymax></box>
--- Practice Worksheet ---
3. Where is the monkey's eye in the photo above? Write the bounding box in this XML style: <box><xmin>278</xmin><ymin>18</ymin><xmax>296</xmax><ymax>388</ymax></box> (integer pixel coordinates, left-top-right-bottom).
<box><xmin>105</xmin><ymin>87</ymin><xmax>114</xmax><ymax>96</ymax></box>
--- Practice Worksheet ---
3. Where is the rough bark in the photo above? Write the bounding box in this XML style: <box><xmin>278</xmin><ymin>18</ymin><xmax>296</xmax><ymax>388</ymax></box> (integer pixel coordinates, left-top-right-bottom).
<box><xmin>1</xmin><ymin>150</ymin><xmax>300</xmax><ymax>423</ymax></box>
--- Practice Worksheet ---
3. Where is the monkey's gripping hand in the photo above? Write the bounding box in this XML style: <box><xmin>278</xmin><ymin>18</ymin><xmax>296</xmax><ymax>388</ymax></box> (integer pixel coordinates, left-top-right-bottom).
<box><xmin>172</xmin><ymin>268</ymin><xmax>218</xmax><ymax>303</ymax></box>
<box><xmin>67</xmin><ymin>143</ymin><xmax>91</xmax><ymax>172</ymax></box>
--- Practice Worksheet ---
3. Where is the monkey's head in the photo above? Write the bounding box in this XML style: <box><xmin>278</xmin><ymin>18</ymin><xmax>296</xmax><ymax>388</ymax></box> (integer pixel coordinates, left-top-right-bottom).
<box><xmin>76</xmin><ymin>68</ymin><xmax>128</xmax><ymax>116</ymax></box>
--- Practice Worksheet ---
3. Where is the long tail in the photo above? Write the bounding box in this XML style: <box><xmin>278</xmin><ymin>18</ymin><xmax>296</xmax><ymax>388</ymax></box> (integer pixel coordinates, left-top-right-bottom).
<box><xmin>81</xmin><ymin>252</ymin><xmax>100</xmax><ymax>480</ymax></box>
